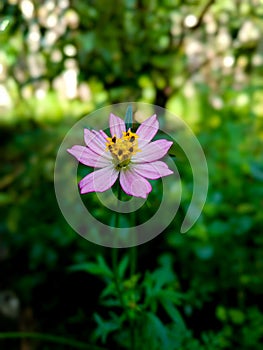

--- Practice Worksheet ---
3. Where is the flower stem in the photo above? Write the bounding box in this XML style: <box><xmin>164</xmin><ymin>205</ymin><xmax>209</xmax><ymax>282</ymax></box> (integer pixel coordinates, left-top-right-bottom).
<box><xmin>129</xmin><ymin>210</ymin><xmax>137</xmax><ymax>350</ymax></box>
<box><xmin>112</xmin><ymin>247</ymin><xmax>125</xmax><ymax>310</ymax></box>
<box><xmin>111</xmin><ymin>184</ymin><xmax>137</xmax><ymax>350</ymax></box>
<box><xmin>112</xmin><ymin>184</ymin><xmax>125</xmax><ymax>310</ymax></box>
<box><xmin>129</xmin><ymin>208</ymin><xmax>137</xmax><ymax>277</ymax></box>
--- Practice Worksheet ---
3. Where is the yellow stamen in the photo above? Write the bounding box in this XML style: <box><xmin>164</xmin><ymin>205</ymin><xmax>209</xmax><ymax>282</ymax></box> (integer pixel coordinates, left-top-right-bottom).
<box><xmin>106</xmin><ymin>129</ymin><xmax>140</xmax><ymax>168</ymax></box>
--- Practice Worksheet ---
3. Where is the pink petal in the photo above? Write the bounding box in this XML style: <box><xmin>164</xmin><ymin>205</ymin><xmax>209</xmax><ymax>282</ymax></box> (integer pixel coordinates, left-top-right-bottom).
<box><xmin>92</xmin><ymin>129</ymin><xmax>108</xmax><ymax>142</ymax></box>
<box><xmin>132</xmin><ymin>139</ymin><xmax>173</xmax><ymax>163</ymax></box>
<box><xmin>98</xmin><ymin>130</ymin><xmax>108</xmax><ymax>140</ymax></box>
<box><xmin>79</xmin><ymin>166</ymin><xmax>119</xmax><ymax>194</ymax></box>
<box><xmin>120</xmin><ymin>169</ymin><xmax>152</xmax><ymax>198</ymax></box>
<box><xmin>67</xmin><ymin>145</ymin><xmax>111</xmax><ymax>168</ymax></box>
<box><xmin>132</xmin><ymin>161</ymin><xmax>173</xmax><ymax>179</ymax></box>
<box><xmin>109</xmin><ymin>113</ymin><xmax>126</xmax><ymax>138</ymax></box>
<box><xmin>136</xmin><ymin>114</ymin><xmax>159</xmax><ymax>147</ymax></box>
<box><xmin>84</xmin><ymin>129</ymin><xmax>111</xmax><ymax>159</ymax></box>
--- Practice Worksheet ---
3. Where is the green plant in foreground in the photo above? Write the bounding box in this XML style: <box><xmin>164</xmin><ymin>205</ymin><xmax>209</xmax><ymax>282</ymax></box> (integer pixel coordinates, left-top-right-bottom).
<box><xmin>69</xmin><ymin>252</ymin><xmax>198</xmax><ymax>350</ymax></box>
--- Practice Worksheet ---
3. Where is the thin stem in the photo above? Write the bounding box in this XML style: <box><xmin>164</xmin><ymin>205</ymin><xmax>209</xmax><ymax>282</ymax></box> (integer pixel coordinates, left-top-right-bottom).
<box><xmin>0</xmin><ymin>332</ymin><xmax>106</xmax><ymax>350</ymax></box>
<box><xmin>111</xmin><ymin>184</ymin><xmax>137</xmax><ymax>350</ymax></box>
<box><xmin>129</xmin><ymin>244</ymin><xmax>136</xmax><ymax>350</ymax></box>
<box><xmin>112</xmin><ymin>247</ymin><xmax>126</xmax><ymax>310</ymax></box>
<box><xmin>112</xmin><ymin>184</ymin><xmax>125</xmax><ymax>310</ymax></box>
<box><xmin>130</xmin><ymin>245</ymin><xmax>137</xmax><ymax>277</ymax></box>
<box><xmin>129</xmin><ymin>203</ymin><xmax>137</xmax><ymax>278</ymax></box>
<box><xmin>129</xmin><ymin>199</ymin><xmax>137</xmax><ymax>350</ymax></box>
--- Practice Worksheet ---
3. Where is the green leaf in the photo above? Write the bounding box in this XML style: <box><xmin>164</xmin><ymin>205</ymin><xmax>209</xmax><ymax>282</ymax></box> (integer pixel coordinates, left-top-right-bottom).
<box><xmin>124</xmin><ymin>104</ymin><xmax>133</xmax><ymax>130</ymax></box>
<box><xmin>229</xmin><ymin>309</ymin><xmax>245</xmax><ymax>324</ymax></box>
<box><xmin>68</xmin><ymin>256</ymin><xmax>113</xmax><ymax>278</ymax></box>
<box><xmin>160</xmin><ymin>298</ymin><xmax>186</xmax><ymax>329</ymax></box>
<box><xmin>167</xmin><ymin>142</ymin><xmax>177</xmax><ymax>157</ymax></box>
<box><xmin>145</xmin><ymin>312</ymin><xmax>169</xmax><ymax>348</ymax></box>
<box><xmin>158</xmin><ymin>289</ymin><xmax>183</xmax><ymax>305</ymax></box>
<box><xmin>100</xmin><ymin>282</ymin><xmax>116</xmax><ymax>299</ymax></box>
<box><xmin>93</xmin><ymin>313</ymin><xmax>123</xmax><ymax>343</ymax></box>
<box><xmin>100</xmin><ymin>298</ymin><xmax>121</xmax><ymax>307</ymax></box>
<box><xmin>97</xmin><ymin>256</ymin><xmax>113</xmax><ymax>276</ymax></box>
<box><xmin>118</xmin><ymin>254</ymin><xmax>129</xmax><ymax>279</ymax></box>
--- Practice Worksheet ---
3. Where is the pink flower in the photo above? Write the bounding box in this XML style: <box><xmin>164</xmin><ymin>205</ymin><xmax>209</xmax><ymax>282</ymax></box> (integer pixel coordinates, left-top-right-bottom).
<box><xmin>67</xmin><ymin>113</ymin><xmax>173</xmax><ymax>198</ymax></box>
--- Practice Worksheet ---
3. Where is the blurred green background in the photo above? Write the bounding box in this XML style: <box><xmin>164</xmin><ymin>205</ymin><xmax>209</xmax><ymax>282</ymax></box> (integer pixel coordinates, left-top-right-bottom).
<box><xmin>1</xmin><ymin>0</ymin><xmax>263</xmax><ymax>349</ymax></box>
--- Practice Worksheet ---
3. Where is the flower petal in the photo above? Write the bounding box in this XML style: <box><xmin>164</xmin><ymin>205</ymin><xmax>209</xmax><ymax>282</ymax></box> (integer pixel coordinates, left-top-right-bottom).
<box><xmin>84</xmin><ymin>128</ymin><xmax>112</xmax><ymax>159</ymax></box>
<box><xmin>120</xmin><ymin>169</ymin><xmax>152</xmax><ymax>198</ymax></box>
<box><xmin>67</xmin><ymin>145</ymin><xmax>111</xmax><ymax>168</ymax></box>
<box><xmin>132</xmin><ymin>161</ymin><xmax>173</xmax><ymax>179</ymax></box>
<box><xmin>79</xmin><ymin>166</ymin><xmax>119</xmax><ymax>194</ymax></box>
<box><xmin>132</xmin><ymin>139</ymin><xmax>173</xmax><ymax>163</ymax></box>
<box><xmin>109</xmin><ymin>113</ymin><xmax>126</xmax><ymax>138</ymax></box>
<box><xmin>136</xmin><ymin>114</ymin><xmax>159</xmax><ymax>147</ymax></box>
<box><xmin>98</xmin><ymin>129</ymin><xmax>109</xmax><ymax>141</ymax></box>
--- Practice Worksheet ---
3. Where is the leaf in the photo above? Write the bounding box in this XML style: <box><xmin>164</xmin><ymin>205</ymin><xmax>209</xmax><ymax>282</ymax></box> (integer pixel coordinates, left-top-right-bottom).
<box><xmin>150</xmin><ymin>265</ymin><xmax>176</xmax><ymax>291</ymax></box>
<box><xmin>229</xmin><ymin>309</ymin><xmax>245</xmax><ymax>324</ymax></box>
<box><xmin>68</xmin><ymin>256</ymin><xmax>113</xmax><ymax>278</ymax></box>
<box><xmin>158</xmin><ymin>289</ymin><xmax>183</xmax><ymax>305</ymax></box>
<box><xmin>100</xmin><ymin>282</ymin><xmax>116</xmax><ymax>299</ymax></box>
<box><xmin>97</xmin><ymin>256</ymin><xmax>113</xmax><ymax>277</ymax></box>
<box><xmin>124</xmin><ymin>105</ymin><xmax>133</xmax><ymax>130</ymax></box>
<box><xmin>167</xmin><ymin>142</ymin><xmax>177</xmax><ymax>158</ymax></box>
<box><xmin>118</xmin><ymin>254</ymin><xmax>129</xmax><ymax>279</ymax></box>
<box><xmin>145</xmin><ymin>312</ymin><xmax>169</xmax><ymax>348</ymax></box>
<box><xmin>160</xmin><ymin>298</ymin><xmax>186</xmax><ymax>329</ymax></box>
<box><xmin>250</xmin><ymin>161</ymin><xmax>263</xmax><ymax>181</ymax></box>
<box><xmin>93</xmin><ymin>313</ymin><xmax>123</xmax><ymax>343</ymax></box>
<box><xmin>0</xmin><ymin>16</ymin><xmax>13</xmax><ymax>33</ymax></box>
<box><xmin>100</xmin><ymin>298</ymin><xmax>121</xmax><ymax>307</ymax></box>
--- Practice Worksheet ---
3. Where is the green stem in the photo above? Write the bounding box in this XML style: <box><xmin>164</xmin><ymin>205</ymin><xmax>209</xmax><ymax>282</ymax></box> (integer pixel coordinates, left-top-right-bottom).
<box><xmin>112</xmin><ymin>247</ymin><xmax>126</xmax><ymax>310</ymax></box>
<box><xmin>0</xmin><ymin>332</ymin><xmax>106</xmax><ymax>350</ymax></box>
<box><xmin>112</xmin><ymin>184</ymin><xmax>125</xmax><ymax>310</ymax></box>
<box><xmin>130</xmin><ymin>244</ymin><xmax>137</xmax><ymax>277</ymax></box>
<box><xmin>129</xmin><ymin>212</ymin><xmax>137</xmax><ymax>350</ymax></box>
<box><xmin>129</xmin><ymin>192</ymin><xmax>137</xmax><ymax>278</ymax></box>
<box><xmin>111</xmin><ymin>184</ymin><xmax>139</xmax><ymax>350</ymax></box>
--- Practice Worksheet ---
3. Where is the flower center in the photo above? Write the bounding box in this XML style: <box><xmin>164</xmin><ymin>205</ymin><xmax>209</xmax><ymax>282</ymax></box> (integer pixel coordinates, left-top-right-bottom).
<box><xmin>106</xmin><ymin>129</ymin><xmax>140</xmax><ymax>169</ymax></box>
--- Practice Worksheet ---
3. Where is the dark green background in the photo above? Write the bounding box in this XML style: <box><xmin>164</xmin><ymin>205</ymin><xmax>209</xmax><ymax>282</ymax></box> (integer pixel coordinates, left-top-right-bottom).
<box><xmin>0</xmin><ymin>0</ymin><xmax>263</xmax><ymax>349</ymax></box>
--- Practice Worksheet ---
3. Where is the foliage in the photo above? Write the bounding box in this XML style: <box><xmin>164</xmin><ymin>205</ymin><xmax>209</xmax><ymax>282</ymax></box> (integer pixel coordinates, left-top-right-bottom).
<box><xmin>1</xmin><ymin>0</ymin><xmax>263</xmax><ymax>349</ymax></box>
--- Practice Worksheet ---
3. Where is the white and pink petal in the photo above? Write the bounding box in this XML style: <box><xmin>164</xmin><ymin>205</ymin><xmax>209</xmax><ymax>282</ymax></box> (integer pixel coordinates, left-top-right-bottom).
<box><xmin>132</xmin><ymin>161</ymin><xmax>173</xmax><ymax>179</ymax></box>
<box><xmin>79</xmin><ymin>166</ymin><xmax>119</xmax><ymax>194</ymax></box>
<box><xmin>120</xmin><ymin>169</ymin><xmax>152</xmax><ymax>199</ymax></box>
<box><xmin>136</xmin><ymin>114</ymin><xmax>159</xmax><ymax>148</ymax></box>
<box><xmin>109</xmin><ymin>113</ymin><xmax>126</xmax><ymax>138</ymax></box>
<box><xmin>67</xmin><ymin>145</ymin><xmax>111</xmax><ymax>168</ymax></box>
<box><xmin>132</xmin><ymin>139</ymin><xmax>172</xmax><ymax>163</ymax></box>
<box><xmin>84</xmin><ymin>129</ymin><xmax>112</xmax><ymax>159</ymax></box>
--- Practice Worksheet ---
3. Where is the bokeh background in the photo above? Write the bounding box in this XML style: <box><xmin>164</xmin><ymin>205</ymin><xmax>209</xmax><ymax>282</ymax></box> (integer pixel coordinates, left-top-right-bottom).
<box><xmin>1</xmin><ymin>0</ymin><xmax>263</xmax><ymax>349</ymax></box>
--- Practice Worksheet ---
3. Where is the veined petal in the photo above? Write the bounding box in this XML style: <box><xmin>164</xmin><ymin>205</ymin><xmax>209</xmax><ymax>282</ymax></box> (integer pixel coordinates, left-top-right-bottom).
<box><xmin>136</xmin><ymin>114</ymin><xmax>159</xmax><ymax>147</ymax></box>
<box><xmin>132</xmin><ymin>161</ymin><xmax>173</xmax><ymax>179</ymax></box>
<box><xmin>120</xmin><ymin>169</ymin><xmax>152</xmax><ymax>199</ymax></box>
<box><xmin>84</xmin><ymin>128</ymin><xmax>112</xmax><ymax>159</ymax></box>
<box><xmin>98</xmin><ymin>129</ymin><xmax>108</xmax><ymax>140</ymax></box>
<box><xmin>79</xmin><ymin>166</ymin><xmax>119</xmax><ymax>194</ymax></box>
<box><xmin>91</xmin><ymin>129</ymin><xmax>109</xmax><ymax>145</ymax></box>
<box><xmin>109</xmin><ymin>113</ymin><xmax>126</xmax><ymax>138</ymax></box>
<box><xmin>67</xmin><ymin>145</ymin><xmax>111</xmax><ymax>168</ymax></box>
<box><xmin>132</xmin><ymin>139</ymin><xmax>173</xmax><ymax>163</ymax></box>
